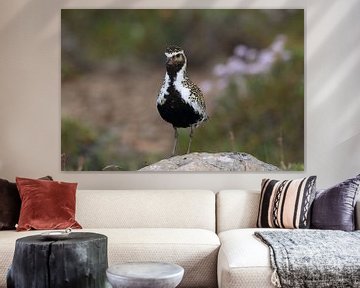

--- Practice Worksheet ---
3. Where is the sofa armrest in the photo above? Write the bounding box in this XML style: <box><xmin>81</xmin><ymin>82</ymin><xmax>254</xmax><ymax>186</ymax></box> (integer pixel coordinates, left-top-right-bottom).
<box><xmin>356</xmin><ymin>200</ymin><xmax>360</xmax><ymax>230</ymax></box>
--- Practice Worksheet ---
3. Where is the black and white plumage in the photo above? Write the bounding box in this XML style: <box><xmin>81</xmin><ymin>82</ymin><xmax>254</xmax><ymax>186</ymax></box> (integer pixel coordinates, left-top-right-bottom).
<box><xmin>157</xmin><ymin>46</ymin><xmax>208</xmax><ymax>156</ymax></box>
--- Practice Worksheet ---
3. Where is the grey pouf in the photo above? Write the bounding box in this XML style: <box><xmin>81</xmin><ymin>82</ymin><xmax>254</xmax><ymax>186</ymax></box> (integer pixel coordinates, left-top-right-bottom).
<box><xmin>106</xmin><ymin>262</ymin><xmax>184</xmax><ymax>288</ymax></box>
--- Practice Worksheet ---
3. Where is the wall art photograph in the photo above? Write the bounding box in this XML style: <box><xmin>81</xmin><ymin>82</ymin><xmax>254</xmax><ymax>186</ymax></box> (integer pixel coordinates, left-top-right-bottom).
<box><xmin>61</xmin><ymin>9</ymin><xmax>304</xmax><ymax>172</ymax></box>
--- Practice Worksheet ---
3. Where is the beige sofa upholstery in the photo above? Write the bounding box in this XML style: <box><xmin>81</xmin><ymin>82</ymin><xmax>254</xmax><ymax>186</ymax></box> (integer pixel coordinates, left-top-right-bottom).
<box><xmin>216</xmin><ymin>190</ymin><xmax>274</xmax><ymax>288</ymax></box>
<box><xmin>0</xmin><ymin>190</ymin><xmax>219</xmax><ymax>288</ymax></box>
<box><xmin>76</xmin><ymin>190</ymin><xmax>216</xmax><ymax>230</ymax></box>
<box><xmin>216</xmin><ymin>189</ymin><xmax>360</xmax><ymax>288</ymax></box>
<box><xmin>217</xmin><ymin>228</ymin><xmax>274</xmax><ymax>288</ymax></box>
<box><xmin>1</xmin><ymin>189</ymin><xmax>359</xmax><ymax>288</ymax></box>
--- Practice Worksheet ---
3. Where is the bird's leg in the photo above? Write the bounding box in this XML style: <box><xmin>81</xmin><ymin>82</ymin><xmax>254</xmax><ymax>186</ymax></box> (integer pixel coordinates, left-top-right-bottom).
<box><xmin>187</xmin><ymin>126</ymin><xmax>194</xmax><ymax>154</ymax></box>
<box><xmin>172</xmin><ymin>127</ymin><xmax>178</xmax><ymax>156</ymax></box>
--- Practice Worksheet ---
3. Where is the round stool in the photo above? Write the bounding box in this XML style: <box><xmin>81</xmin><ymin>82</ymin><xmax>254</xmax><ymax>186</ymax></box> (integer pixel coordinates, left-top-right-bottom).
<box><xmin>7</xmin><ymin>232</ymin><xmax>108</xmax><ymax>288</ymax></box>
<box><xmin>106</xmin><ymin>262</ymin><xmax>184</xmax><ymax>288</ymax></box>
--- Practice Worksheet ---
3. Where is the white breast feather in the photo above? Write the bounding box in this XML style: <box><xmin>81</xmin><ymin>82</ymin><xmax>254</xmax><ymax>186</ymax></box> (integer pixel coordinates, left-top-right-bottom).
<box><xmin>157</xmin><ymin>73</ymin><xmax>170</xmax><ymax>105</ymax></box>
<box><xmin>173</xmin><ymin>67</ymin><xmax>204</xmax><ymax>116</ymax></box>
<box><xmin>157</xmin><ymin>65</ymin><xmax>205</xmax><ymax>119</ymax></box>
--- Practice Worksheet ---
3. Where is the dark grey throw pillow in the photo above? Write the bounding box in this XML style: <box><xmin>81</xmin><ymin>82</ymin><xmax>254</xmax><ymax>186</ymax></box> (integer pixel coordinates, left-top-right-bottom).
<box><xmin>0</xmin><ymin>179</ymin><xmax>20</xmax><ymax>230</ymax></box>
<box><xmin>311</xmin><ymin>174</ymin><xmax>360</xmax><ymax>231</ymax></box>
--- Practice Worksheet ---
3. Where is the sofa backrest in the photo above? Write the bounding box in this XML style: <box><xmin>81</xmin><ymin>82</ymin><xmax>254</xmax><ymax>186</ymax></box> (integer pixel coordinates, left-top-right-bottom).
<box><xmin>217</xmin><ymin>190</ymin><xmax>360</xmax><ymax>232</ymax></box>
<box><xmin>216</xmin><ymin>190</ymin><xmax>260</xmax><ymax>233</ymax></box>
<box><xmin>76</xmin><ymin>190</ymin><xmax>216</xmax><ymax>231</ymax></box>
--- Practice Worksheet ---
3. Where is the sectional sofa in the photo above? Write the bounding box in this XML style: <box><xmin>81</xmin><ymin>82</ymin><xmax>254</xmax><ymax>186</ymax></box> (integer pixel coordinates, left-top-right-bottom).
<box><xmin>1</xmin><ymin>189</ymin><xmax>359</xmax><ymax>288</ymax></box>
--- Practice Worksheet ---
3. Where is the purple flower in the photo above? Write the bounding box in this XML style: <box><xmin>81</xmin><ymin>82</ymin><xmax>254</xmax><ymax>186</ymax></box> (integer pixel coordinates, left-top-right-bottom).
<box><xmin>245</xmin><ymin>48</ymin><xmax>257</xmax><ymax>61</ymax></box>
<box><xmin>271</xmin><ymin>35</ymin><xmax>286</xmax><ymax>53</ymax></box>
<box><xmin>208</xmin><ymin>34</ymin><xmax>291</xmax><ymax>92</ymax></box>
<box><xmin>213</xmin><ymin>64</ymin><xmax>228</xmax><ymax>77</ymax></box>
<box><xmin>200</xmin><ymin>80</ymin><xmax>213</xmax><ymax>93</ymax></box>
<box><xmin>234</xmin><ymin>45</ymin><xmax>247</xmax><ymax>57</ymax></box>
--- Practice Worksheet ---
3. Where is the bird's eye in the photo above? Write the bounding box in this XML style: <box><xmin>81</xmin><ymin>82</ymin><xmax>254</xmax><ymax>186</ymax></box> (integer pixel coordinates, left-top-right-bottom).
<box><xmin>176</xmin><ymin>54</ymin><xmax>181</xmax><ymax>59</ymax></box>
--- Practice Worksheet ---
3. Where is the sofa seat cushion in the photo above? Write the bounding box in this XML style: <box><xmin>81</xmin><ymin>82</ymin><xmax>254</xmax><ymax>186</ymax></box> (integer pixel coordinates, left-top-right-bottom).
<box><xmin>101</xmin><ymin>228</ymin><xmax>220</xmax><ymax>288</ymax></box>
<box><xmin>0</xmin><ymin>228</ymin><xmax>219</xmax><ymax>288</ymax></box>
<box><xmin>218</xmin><ymin>228</ymin><xmax>283</xmax><ymax>288</ymax></box>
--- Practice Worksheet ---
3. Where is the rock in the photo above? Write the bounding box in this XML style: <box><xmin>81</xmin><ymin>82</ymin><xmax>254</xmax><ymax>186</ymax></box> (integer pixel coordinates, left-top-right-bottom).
<box><xmin>139</xmin><ymin>152</ymin><xmax>280</xmax><ymax>172</ymax></box>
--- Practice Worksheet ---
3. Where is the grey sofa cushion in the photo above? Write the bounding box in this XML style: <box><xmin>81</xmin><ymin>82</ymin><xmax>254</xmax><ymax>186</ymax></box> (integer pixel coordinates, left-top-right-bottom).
<box><xmin>311</xmin><ymin>174</ymin><xmax>360</xmax><ymax>231</ymax></box>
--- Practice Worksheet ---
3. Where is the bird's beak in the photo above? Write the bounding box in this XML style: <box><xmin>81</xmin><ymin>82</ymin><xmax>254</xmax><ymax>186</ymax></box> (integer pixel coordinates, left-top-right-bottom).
<box><xmin>166</xmin><ymin>56</ymin><xmax>174</xmax><ymax>65</ymax></box>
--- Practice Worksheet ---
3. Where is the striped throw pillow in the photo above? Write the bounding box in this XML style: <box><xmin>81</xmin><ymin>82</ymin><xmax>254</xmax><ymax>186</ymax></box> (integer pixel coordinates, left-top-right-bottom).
<box><xmin>257</xmin><ymin>176</ymin><xmax>317</xmax><ymax>229</ymax></box>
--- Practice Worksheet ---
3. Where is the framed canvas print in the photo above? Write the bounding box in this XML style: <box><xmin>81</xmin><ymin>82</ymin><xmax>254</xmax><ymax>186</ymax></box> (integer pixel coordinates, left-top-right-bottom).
<box><xmin>61</xmin><ymin>9</ymin><xmax>304</xmax><ymax>172</ymax></box>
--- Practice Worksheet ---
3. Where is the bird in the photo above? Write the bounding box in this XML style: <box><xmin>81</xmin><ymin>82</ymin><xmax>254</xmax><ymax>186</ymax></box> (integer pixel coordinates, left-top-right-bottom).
<box><xmin>157</xmin><ymin>45</ymin><xmax>208</xmax><ymax>156</ymax></box>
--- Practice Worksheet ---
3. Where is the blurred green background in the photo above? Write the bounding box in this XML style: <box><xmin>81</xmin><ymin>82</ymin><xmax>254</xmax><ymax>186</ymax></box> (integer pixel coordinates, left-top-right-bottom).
<box><xmin>61</xmin><ymin>9</ymin><xmax>304</xmax><ymax>171</ymax></box>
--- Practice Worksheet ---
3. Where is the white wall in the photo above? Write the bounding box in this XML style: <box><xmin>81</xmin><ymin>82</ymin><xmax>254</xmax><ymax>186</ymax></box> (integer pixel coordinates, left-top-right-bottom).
<box><xmin>0</xmin><ymin>0</ymin><xmax>359</xmax><ymax>190</ymax></box>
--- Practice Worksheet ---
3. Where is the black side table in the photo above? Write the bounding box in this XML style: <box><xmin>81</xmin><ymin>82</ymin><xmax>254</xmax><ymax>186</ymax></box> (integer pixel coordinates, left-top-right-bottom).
<box><xmin>7</xmin><ymin>232</ymin><xmax>108</xmax><ymax>288</ymax></box>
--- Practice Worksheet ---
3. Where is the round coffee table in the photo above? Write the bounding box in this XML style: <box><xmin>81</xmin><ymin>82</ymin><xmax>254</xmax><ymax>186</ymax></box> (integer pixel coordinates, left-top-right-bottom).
<box><xmin>106</xmin><ymin>262</ymin><xmax>184</xmax><ymax>288</ymax></box>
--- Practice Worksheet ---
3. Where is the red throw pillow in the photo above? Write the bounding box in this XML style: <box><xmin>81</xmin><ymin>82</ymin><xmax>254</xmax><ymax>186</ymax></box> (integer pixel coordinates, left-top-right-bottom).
<box><xmin>0</xmin><ymin>176</ymin><xmax>53</xmax><ymax>230</ymax></box>
<box><xmin>16</xmin><ymin>177</ymin><xmax>82</xmax><ymax>231</ymax></box>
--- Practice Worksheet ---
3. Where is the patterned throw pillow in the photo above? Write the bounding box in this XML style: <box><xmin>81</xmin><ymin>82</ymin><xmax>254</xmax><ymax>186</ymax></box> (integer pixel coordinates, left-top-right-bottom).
<box><xmin>257</xmin><ymin>176</ymin><xmax>317</xmax><ymax>229</ymax></box>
